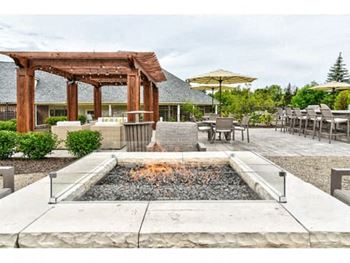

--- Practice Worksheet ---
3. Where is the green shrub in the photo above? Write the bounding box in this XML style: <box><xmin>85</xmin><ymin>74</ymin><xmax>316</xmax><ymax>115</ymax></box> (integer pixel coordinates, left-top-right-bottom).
<box><xmin>78</xmin><ymin>115</ymin><xmax>87</xmax><ymax>124</ymax></box>
<box><xmin>258</xmin><ymin>111</ymin><xmax>273</xmax><ymax>126</ymax></box>
<box><xmin>65</xmin><ymin>130</ymin><xmax>102</xmax><ymax>158</ymax></box>
<box><xmin>18</xmin><ymin>132</ymin><xmax>57</xmax><ymax>159</ymax></box>
<box><xmin>334</xmin><ymin>90</ymin><xmax>350</xmax><ymax>110</ymax></box>
<box><xmin>0</xmin><ymin>131</ymin><xmax>18</xmax><ymax>159</ymax></box>
<box><xmin>0</xmin><ymin>119</ymin><xmax>17</xmax><ymax>131</ymax></box>
<box><xmin>45</xmin><ymin>116</ymin><xmax>67</xmax><ymax>126</ymax></box>
<box><xmin>181</xmin><ymin>102</ymin><xmax>203</xmax><ymax>120</ymax></box>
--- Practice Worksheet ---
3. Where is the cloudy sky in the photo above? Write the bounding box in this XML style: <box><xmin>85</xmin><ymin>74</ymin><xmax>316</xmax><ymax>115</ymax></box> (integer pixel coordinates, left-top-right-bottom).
<box><xmin>0</xmin><ymin>15</ymin><xmax>350</xmax><ymax>89</ymax></box>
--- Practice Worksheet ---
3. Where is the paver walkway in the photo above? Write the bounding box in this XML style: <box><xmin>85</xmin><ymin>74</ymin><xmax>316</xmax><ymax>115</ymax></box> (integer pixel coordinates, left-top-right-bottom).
<box><xmin>199</xmin><ymin>128</ymin><xmax>350</xmax><ymax>156</ymax></box>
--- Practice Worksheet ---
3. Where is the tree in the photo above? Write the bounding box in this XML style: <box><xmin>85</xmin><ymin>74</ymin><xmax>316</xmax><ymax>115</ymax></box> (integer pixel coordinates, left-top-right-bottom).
<box><xmin>334</xmin><ymin>90</ymin><xmax>350</xmax><ymax>110</ymax></box>
<box><xmin>327</xmin><ymin>52</ymin><xmax>350</xmax><ymax>83</ymax></box>
<box><xmin>283</xmin><ymin>83</ymin><xmax>293</xmax><ymax>106</ymax></box>
<box><xmin>291</xmin><ymin>83</ymin><xmax>326</xmax><ymax>109</ymax></box>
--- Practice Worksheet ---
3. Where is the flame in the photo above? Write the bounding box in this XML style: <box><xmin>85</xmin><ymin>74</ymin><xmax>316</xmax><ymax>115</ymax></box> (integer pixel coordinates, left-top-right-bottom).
<box><xmin>128</xmin><ymin>163</ymin><xmax>220</xmax><ymax>185</ymax></box>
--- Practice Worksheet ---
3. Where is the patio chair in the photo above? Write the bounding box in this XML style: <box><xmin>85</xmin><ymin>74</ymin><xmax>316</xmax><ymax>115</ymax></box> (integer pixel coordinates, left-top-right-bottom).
<box><xmin>319</xmin><ymin>107</ymin><xmax>350</xmax><ymax>143</ymax></box>
<box><xmin>330</xmin><ymin>168</ymin><xmax>350</xmax><ymax>206</ymax></box>
<box><xmin>233</xmin><ymin>115</ymin><xmax>250</xmax><ymax>143</ymax></box>
<box><xmin>212</xmin><ymin>117</ymin><xmax>234</xmax><ymax>142</ymax></box>
<box><xmin>147</xmin><ymin>122</ymin><xmax>206</xmax><ymax>152</ymax></box>
<box><xmin>293</xmin><ymin>108</ymin><xmax>307</xmax><ymax>136</ymax></box>
<box><xmin>304</xmin><ymin>108</ymin><xmax>322</xmax><ymax>139</ymax></box>
<box><xmin>197</xmin><ymin>121</ymin><xmax>213</xmax><ymax>141</ymax></box>
<box><xmin>274</xmin><ymin>108</ymin><xmax>285</xmax><ymax>132</ymax></box>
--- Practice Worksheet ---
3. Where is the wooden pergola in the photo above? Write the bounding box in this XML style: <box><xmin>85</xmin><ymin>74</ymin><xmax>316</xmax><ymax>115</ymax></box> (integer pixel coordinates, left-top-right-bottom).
<box><xmin>0</xmin><ymin>51</ymin><xmax>166</xmax><ymax>132</ymax></box>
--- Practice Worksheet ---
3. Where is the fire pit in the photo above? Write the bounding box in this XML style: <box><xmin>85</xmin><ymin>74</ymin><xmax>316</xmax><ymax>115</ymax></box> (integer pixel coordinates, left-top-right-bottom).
<box><xmin>76</xmin><ymin>163</ymin><xmax>260</xmax><ymax>201</ymax></box>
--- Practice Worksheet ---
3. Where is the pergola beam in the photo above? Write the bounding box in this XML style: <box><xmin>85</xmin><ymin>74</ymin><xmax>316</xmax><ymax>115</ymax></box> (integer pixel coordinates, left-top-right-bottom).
<box><xmin>0</xmin><ymin>51</ymin><xmax>166</xmax><ymax>132</ymax></box>
<box><xmin>127</xmin><ymin>70</ymin><xmax>141</xmax><ymax>122</ymax></box>
<box><xmin>16</xmin><ymin>67</ymin><xmax>35</xmax><ymax>132</ymax></box>
<box><xmin>152</xmin><ymin>84</ymin><xmax>159</xmax><ymax>129</ymax></box>
<box><xmin>67</xmin><ymin>81</ymin><xmax>78</xmax><ymax>121</ymax></box>
<box><xmin>93</xmin><ymin>86</ymin><xmax>102</xmax><ymax>119</ymax></box>
<box><xmin>143</xmin><ymin>79</ymin><xmax>153</xmax><ymax>121</ymax></box>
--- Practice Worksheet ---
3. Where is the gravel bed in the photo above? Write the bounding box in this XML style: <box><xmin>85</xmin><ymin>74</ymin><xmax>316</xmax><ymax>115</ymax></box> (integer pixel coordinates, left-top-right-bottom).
<box><xmin>0</xmin><ymin>158</ymin><xmax>76</xmax><ymax>191</ymax></box>
<box><xmin>0</xmin><ymin>158</ymin><xmax>75</xmax><ymax>174</ymax></box>
<box><xmin>77</xmin><ymin>164</ymin><xmax>261</xmax><ymax>201</ymax></box>
<box><xmin>266</xmin><ymin>156</ymin><xmax>350</xmax><ymax>193</ymax></box>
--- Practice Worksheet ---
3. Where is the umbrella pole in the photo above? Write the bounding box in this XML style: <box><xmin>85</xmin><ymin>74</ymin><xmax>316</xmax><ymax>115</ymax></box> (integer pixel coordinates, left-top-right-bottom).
<box><xmin>219</xmin><ymin>79</ymin><xmax>222</xmax><ymax>117</ymax></box>
<box><xmin>212</xmin><ymin>87</ymin><xmax>214</xmax><ymax>113</ymax></box>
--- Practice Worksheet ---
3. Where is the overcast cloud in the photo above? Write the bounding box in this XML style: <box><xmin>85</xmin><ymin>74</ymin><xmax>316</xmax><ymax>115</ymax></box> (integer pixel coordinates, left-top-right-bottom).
<box><xmin>0</xmin><ymin>15</ymin><xmax>350</xmax><ymax>89</ymax></box>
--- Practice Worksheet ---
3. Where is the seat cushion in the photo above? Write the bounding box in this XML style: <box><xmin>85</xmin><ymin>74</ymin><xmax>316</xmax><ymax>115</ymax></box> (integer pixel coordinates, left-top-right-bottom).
<box><xmin>234</xmin><ymin>126</ymin><xmax>245</xmax><ymax>131</ymax></box>
<box><xmin>198</xmin><ymin>126</ymin><xmax>211</xmax><ymax>131</ymax></box>
<box><xmin>334</xmin><ymin>118</ymin><xmax>348</xmax><ymax>123</ymax></box>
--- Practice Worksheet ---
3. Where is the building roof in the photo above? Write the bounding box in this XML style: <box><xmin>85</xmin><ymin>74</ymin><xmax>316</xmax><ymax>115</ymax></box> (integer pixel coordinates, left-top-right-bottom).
<box><xmin>0</xmin><ymin>62</ymin><xmax>217</xmax><ymax>105</ymax></box>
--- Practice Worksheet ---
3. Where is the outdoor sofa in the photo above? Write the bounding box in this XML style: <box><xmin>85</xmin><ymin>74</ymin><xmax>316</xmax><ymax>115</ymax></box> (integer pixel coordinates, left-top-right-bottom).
<box><xmin>90</xmin><ymin>117</ymin><xmax>126</xmax><ymax>150</ymax></box>
<box><xmin>51</xmin><ymin>121</ymin><xmax>90</xmax><ymax>149</ymax></box>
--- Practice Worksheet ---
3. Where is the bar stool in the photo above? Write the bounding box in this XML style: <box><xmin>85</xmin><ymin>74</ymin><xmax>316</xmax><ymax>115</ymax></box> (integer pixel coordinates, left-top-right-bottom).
<box><xmin>284</xmin><ymin>107</ymin><xmax>296</xmax><ymax>133</ymax></box>
<box><xmin>304</xmin><ymin>108</ymin><xmax>321</xmax><ymax>139</ymax></box>
<box><xmin>319</xmin><ymin>107</ymin><xmax>350</xmax><ymax>143</ymax></box>
<box><xmin>275</xmin><ymin>108</ymin><xmax>285</xmax><ymax>132</ymax></box>
<box><xmin>293</xmin><ymin>108</ymin><xmax>307</xmax><ymax>135</ymax></box>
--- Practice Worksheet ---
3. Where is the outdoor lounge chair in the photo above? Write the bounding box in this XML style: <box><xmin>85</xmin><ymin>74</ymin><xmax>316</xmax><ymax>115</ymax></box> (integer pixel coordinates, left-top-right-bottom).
<box><xmin>233</xmin><ymin>115</ymin><xmax>250</xmax><ymax>143</ymax></box>
<box><xmin>319</xmin><ymin>107</ymin><xmax>350</xmax><ymax>143</ymax></box>
<box><xmin>212</xmin><ymin>117</ymin><xmax>234</xmax><ymax>142</ymax></box>
<box><xmin>147</xmin><ymin>122</ymin><xmax>206</xmax><ymax>152</ymax></box>
<box><xmin>330</xmin><ymin>168</ymin><xmax>350</xmax><ymax>206</ymax></box>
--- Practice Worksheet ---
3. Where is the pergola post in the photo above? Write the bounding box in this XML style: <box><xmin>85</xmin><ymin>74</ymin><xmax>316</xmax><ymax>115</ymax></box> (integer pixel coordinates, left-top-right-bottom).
<box><xmin>67</xmin><ymin>81</ymin><xmax>78</xmax><ymax>121</ymax></box>
<box><xmin>143</xmin><ymin>79</ymin><xmax>153</xmax><ymax>121</ymax></box>
<box><xmin>152</xmin><ymin>85</ymin><xmax>159</xmax><ymax>129</ymax></box>
<box><xmin>127</xmin><ymin>70</ymin><xmax>141</xmax><ymax>122</ymax></box>
<box><xmin>16</xmin><ymin>67</ymin><xmax>35</xmax><ymax>132</ymax></box>
<box><xmin>93</xmin><ymin>85</ymin><xmax>102</xmax><ymax>119</ymax></box>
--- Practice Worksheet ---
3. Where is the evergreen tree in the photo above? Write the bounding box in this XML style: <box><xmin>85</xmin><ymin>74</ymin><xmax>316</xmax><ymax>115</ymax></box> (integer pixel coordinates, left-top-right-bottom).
<box><xmin>327</xmin><ymin>52</ymin><xmax>350</xmax><ymax>83</ymax></box>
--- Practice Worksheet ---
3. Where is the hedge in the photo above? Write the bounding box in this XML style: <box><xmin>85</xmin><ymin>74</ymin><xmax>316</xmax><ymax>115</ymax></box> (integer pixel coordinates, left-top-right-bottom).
<box><xmin>0</xmin><ymin>119</ymin><xmax>17</xmax><ymax>131</ymax></box>
<box><xmin>0</xmin><ymin>131</ymin><xmax>18</xmax><ymax>159</ymax></box>
<box><xmin>66</xmin><ymin>130</ymin><xmax>102</xmax><ymax>158</ymax></box>
<box><xmin>17</xmin><ymin>132</ymin><xmax>57</xmax><ymax>159</ymax></box>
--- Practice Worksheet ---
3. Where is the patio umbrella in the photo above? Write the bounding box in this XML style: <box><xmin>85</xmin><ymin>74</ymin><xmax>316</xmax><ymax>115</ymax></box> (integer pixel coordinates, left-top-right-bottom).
<box><xmin>186</xmin><ymin>69</ymin><xmax>257</xmax><ymax>116</ymax></box>
<box><xmin>310</xmin><ymin>81</ymin><xmax>350</xmax><ymax>92</ymax></box>
<box><xmin>191</xmin><ymin>84</ymin><xmax>234</xmax><ymax>111</ymax></box>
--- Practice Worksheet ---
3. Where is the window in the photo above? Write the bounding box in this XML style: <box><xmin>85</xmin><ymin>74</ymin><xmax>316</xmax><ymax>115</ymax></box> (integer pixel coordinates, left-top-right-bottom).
<box><xmin>49</xmin><ymin>108</ymin><xmax>67</xmax><ymax>117</ymax></box>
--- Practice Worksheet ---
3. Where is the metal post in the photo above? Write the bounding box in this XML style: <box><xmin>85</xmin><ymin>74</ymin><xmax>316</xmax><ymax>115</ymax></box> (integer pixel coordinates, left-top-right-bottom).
<box><xmin>49</xmin><ymin>172</ymin><xmax>57</xmax><ymax>204</ymax></box>
<box><xmin>279</xmin><ymin>171</ymin><xmax>287</xmax><ymax>203</ymax></box>
<box><xmin>219</xmin><ymin>79</ymin><xmax>222</xmax><ymax>117</ymax></box>
<box><xmin>211</xmin><ymin>87</ymin><xmax>214</xmax><ymax>113</ymax></box>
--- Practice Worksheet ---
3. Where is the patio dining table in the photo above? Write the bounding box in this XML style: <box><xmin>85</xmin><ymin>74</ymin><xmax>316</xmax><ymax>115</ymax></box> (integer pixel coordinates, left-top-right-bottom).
<box><xmin>200</xmin><ymin>119</ymin><xmax>239</xmax><ymax>143</ymax></box>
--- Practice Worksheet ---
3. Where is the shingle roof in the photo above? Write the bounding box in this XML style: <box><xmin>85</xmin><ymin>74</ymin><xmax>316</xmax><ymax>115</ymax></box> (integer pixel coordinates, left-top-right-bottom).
<box><xmin>0</xmin><ymin>62</ymin><xmax>217</xmax><ymax>105</ymax></box>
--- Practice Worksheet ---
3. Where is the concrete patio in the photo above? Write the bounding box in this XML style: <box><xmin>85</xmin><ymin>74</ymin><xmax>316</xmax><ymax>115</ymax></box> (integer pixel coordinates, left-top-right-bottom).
<box><xmin>1</xmin><ymin>151</ymin><xmax>349</xmax><ymax>248</ymax></box>
<box><xmin>200</xmin><ymin>128</ymin><xmax>350</xmax><ymax>156</ymax></box>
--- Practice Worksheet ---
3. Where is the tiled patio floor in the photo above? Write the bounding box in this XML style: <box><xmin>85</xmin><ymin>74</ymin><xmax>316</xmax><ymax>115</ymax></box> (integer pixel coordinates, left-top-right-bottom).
<box><xmin>199</xmin><ymin>128</ymin><xmax>350</xmax><ymax>156</ymax></box>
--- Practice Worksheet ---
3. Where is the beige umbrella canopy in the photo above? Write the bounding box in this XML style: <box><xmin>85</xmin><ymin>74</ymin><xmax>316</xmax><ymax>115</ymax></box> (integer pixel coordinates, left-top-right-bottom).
<box><xmin>310</xmin><ymin>81</ymin><xmax>350</xmax><ymax>91</ymax></box>
<box><xmin>186</xmin><ymin>69</ymin><xmax>257</xmax><ymax>115</ymax></box>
